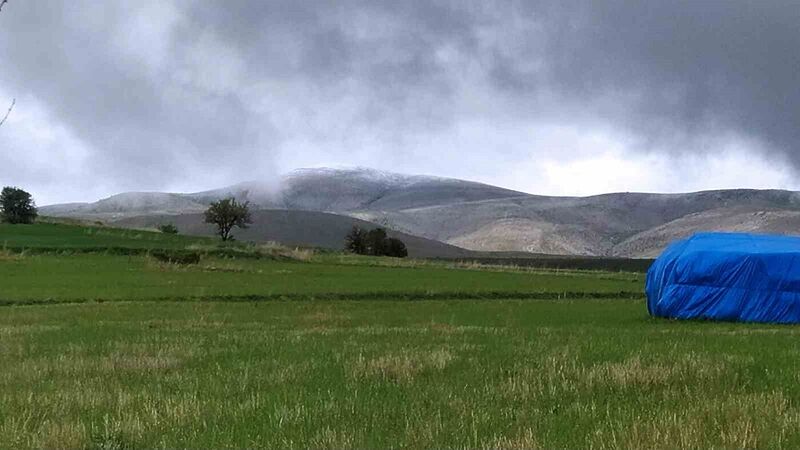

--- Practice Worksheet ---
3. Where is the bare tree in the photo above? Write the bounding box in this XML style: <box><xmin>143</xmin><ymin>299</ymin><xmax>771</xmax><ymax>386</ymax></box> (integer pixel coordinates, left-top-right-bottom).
<box><xmin>0</xmin><ymin>0</ymin><xmax>12</xmax><ymax>128</ymax></box>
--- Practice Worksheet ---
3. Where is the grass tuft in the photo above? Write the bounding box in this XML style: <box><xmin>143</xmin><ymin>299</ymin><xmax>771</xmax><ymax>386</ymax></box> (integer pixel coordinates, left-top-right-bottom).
<box><xmin>351</xmin><ymin>348</ymin><xmax>455</xmax><ymax>382</ymax></box>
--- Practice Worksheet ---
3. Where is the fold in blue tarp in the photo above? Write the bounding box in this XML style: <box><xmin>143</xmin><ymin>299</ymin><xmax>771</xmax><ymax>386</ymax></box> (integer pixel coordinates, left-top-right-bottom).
<box><xmin>646</xmin><ymin>232</ymin><xmax>800</xmax><ymax>324</ymax></box>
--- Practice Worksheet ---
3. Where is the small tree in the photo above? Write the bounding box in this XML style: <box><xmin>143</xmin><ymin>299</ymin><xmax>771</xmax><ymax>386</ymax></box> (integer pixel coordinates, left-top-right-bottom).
<box><xmin>0</xmin><ymin>186</ymin><xmax>37</xmax><ymax>224</ymax></box>
<box><xmin>204</xmin><ymin>197</ymin><xmax>252</xmax><ymax>241</ymax></box>
<box><xmin>344</xmin><ymin>225</ymin><xmax>367</xmax><ymax>254</ymax></box>
<box><xmin>158</xmin><ymin>223</ymin><xmax>179</xmax><ymax>234</ymax></box>
<box><xmin>384</xmin><ymin>237</ymin><xmax>408</xmax><ymax>258</ymax></box>
<box><xmin>365</xmin><ymin>228</ymin><xmax>388</xmax><ymax>256</ymax></box>
<box><xmin>343</xmin><ymin>226</ymin><xmax>408</xmax><ymax>257</ymax></box>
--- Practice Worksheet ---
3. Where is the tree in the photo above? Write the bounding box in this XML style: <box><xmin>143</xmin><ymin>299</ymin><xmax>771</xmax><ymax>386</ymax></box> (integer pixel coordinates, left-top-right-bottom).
<box><xmin>343</xmin><ymin>226</ymin><xmax>408</xmax><ymax>257</ymax></box>
<box><xmin>203</xmin><ymin>197</ymin><xmax>252</xmax><ymax>241</ymax></box>
<box><xmin>365</xmin><ymin>227</ymin><xmax>388</xmax><ymax>256</ymax></box>
<box><xmin>0</xmin><ymin>186</ymin><xmax>37</xmax><ymax>224</ymax></box>
<box><xmin>344</xmin><ymin>225</ymin><xmax>367</xmax><ymax>254</ymax></box>
<box><xmin>384</xmin><ymin>237</ymin><xmax>408</xmax><ymax>258</ymax></box>
<box><xmin>158</xmin><ymin>223</ymin><xmax>179</xmax><ymax>234</ymax></box>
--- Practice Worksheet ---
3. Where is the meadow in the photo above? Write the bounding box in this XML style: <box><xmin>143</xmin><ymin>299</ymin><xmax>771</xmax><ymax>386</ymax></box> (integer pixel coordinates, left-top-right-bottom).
<box><xmin>0</xmin><ymin>222</ymin><xmax>214</xmax><ymax>251</ymax></box>
<box><xmin>1</xmin><ymin>223</ymin><xmax>797</xmax><ymax>449</ymax></box>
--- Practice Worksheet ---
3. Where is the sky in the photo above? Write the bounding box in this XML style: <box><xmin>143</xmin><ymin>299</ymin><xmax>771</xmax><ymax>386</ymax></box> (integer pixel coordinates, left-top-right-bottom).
<box><xmin>0</xmin><ymin>1</ymin><xmax>798</xmax><ymax>205</ymax></box>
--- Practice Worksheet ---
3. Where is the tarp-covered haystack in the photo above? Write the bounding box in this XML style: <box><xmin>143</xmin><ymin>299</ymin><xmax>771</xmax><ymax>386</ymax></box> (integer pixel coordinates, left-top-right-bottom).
<box><xmin>647</xmin><ymin>232</ymin><xmax>800</xmax><ymax>324</ymax></box>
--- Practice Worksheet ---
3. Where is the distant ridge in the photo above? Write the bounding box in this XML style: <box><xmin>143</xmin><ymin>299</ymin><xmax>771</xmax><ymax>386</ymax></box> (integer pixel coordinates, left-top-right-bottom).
<box><xmin>41</xmin><ymin>167</ymin><xmax>800</xmax><ymax>257</ymax></box>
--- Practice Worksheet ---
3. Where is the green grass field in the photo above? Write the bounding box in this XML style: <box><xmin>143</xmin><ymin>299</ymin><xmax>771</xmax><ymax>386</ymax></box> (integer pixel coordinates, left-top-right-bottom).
<box><xmin>0</xmin><ymin>223</ymin><xmax>795</xmax><ymax>449</ymax></box>
<box><xmin>0</xmin><ymin>222</ymin><xmax>213</xmax><ymax>250</ymax></box>
<box><xmin>4</xmin><ymin>301</ymin><xmax>800</xmax><ymax>449</ymax></box>
<box><xmin>0</xmin><ymin>253</ymin><xmax>641</xmax><ymax>305</ymax></box>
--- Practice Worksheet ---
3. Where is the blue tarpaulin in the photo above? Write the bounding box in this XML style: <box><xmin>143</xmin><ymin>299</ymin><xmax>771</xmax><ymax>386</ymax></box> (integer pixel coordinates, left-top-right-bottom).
<box><xmin>646</xmin><ymin>232</ymin><xmax>800</xmax><ymax>324</ymax></box>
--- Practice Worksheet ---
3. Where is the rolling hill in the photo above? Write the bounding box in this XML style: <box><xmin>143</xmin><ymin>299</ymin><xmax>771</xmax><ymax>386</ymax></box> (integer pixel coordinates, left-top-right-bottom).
<box><xmin>355</xmin><ymin>189</ymin><xmax>800</xmax><ymax>257</ymax></box>
<box><xmin>41</xmin><ymin>167</ymin><xmax>800</xmax><ymax>257</ymax></box>
<box><xmin>111</xmin><ymin>209</ymin><xmax>474</xmax><ymax>259</ymax></box>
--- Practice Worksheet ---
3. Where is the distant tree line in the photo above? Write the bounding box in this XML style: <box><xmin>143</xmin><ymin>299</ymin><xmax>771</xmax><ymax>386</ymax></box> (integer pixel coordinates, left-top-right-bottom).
<box><xmin>345</xmin><ymin>226</ymin><xmax>407</xmax><ymax>258</ymax></box>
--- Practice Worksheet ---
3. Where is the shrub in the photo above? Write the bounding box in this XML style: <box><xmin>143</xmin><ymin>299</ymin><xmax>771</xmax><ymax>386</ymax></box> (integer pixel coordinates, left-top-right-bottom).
<box><xmin>344</xmin><ymin>226</ymin><xmax>367</xmax><ymax>254</ymax></box>
<box><xmin>150</xmin><ymin>249</ymin><xmax>200</xmax><ymax>265</ymax></box>
<box><xmin>158</xmin><ymin>224</ymin><xmax>179</xmax><ymax>234</ymax></box>
<box><xmin>384</xmin><ymin>238</ymin><xmax>408</xmax><ymax>258</ymax></box>
<box><xmin>345</xmin><ymin>226</ymin><xmax>408</xmax><ymax>258</ymax></box>
<box><xmin>365</xmin><ymin>228</ymin><xmax>388</xmax><ymax>256</ymax></box>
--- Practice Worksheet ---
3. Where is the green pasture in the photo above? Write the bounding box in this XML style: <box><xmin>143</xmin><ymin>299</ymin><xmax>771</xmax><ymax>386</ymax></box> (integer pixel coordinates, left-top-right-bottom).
<box><xmin>0</xmin><ymin>222</ymin><xmax>212</xmax><ymax>250</ymax></box>
<box><xmin>1</xmin><ymin>300</ymin><xmax>798</xmax><ymax>449</ymax></box>
<box><xmin>0</xmin><ymin>253</ymin><xmax>641</xmax><ymax>304</ymax></box>
<box><xmin>1</xmin><ymin>221</ymin><xmax>787</xmax><ymax>449</ymax></box>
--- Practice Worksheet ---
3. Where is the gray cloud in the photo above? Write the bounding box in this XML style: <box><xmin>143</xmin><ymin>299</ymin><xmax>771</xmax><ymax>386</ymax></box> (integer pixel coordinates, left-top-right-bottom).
<box><xmin>0</xmin><ymin>1</ymin><xmax>797</xmax><ymax>203</ymax></box>
<box><xmin>492</xmin><ymin>1</ymin><xmax>800</xmax><ymax>158</ymax></box>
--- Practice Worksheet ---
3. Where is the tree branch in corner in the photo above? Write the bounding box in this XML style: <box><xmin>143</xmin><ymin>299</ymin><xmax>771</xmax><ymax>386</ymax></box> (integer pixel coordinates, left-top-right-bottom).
<box><xmin>0</xmin><ymin>99</ymin><xmax>14</xmax><ymax>128</ymax></box>
<box><xmin>0</xmin><ymin>0</ymin><xmax>12</xmax><ymax>128</ymax></box>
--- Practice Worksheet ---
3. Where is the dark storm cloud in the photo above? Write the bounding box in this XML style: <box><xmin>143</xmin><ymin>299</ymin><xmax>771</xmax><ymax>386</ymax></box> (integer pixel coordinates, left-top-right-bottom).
<box><xmin>180</xmin><ymin>1</ymin><xmax>480</xmax><ymax>132</ymax></box>
<box><xmin>490</xmin><ymin>1</ymin><xmax>800</xmax><ymax>159</ymax></box>
<box><xmin>0</xmin><ymin>2</ymin><xmax>263</xmax><ymax>186</ymax></box>
<box><xmin>0</xmin><ymin>1</ymin><xmax>797</xmax><ymax>201</ymax></box>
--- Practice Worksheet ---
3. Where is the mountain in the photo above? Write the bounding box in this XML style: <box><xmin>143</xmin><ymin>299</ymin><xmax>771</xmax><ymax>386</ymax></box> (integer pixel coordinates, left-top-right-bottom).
<box><xmin>190</xmin><ymin>167</ymin><xmax>528</xmax><ymax>212</ymax></box>
<box><xmin>41</xmin><ymin>192</ymin><xmax>207</xmax><ymax>219</ymax></box>
<box><xmin>43</xmin><ymin>168</ymin><xmax>525</xmax><ymax>220</ymax></box>
<box><xmin>355</xmin><ymin>189</ymin><xmax>800</xmax><ymax>257</ymax></box>
<box><xmin>40</xmin><ymin>167</ymin><xmax>800</xmax><ymax>257</ymax></box>
<box><xmin>613</xmin><ymin>207</ymin><xmax>800</xmax><ymax>257</ymax></box>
